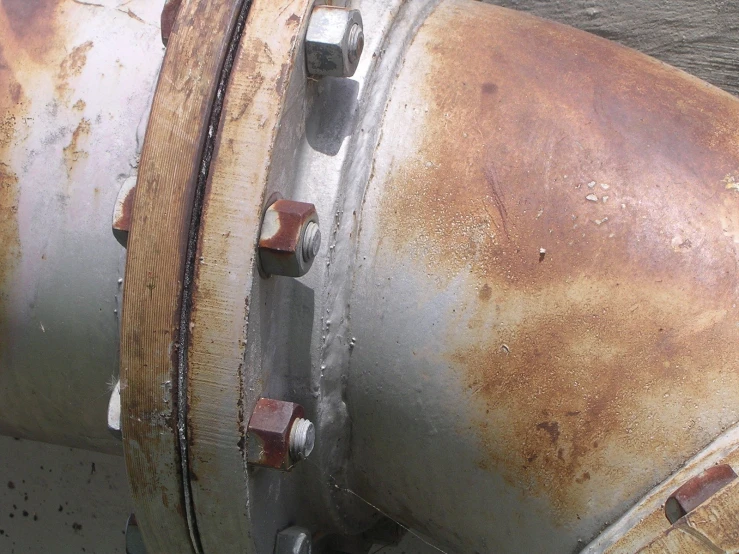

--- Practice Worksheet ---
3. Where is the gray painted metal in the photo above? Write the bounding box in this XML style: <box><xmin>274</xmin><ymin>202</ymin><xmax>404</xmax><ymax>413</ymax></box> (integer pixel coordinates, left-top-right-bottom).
<box><xmin>0</xmin><ymin>0</ymin><xmax>165</xmax><ymax>454</ymax></box>
<box><xmin>3</xmin><ymin>1</ymin><xmax>739</xmax><ymax>553</ymax></box>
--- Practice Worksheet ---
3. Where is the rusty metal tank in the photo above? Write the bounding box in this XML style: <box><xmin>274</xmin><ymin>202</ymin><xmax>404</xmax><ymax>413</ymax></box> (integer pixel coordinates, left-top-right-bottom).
<box><xmin>3</xmin><ymin>0</ymin><xmax>739</xmax><ymax>553</ymax></box>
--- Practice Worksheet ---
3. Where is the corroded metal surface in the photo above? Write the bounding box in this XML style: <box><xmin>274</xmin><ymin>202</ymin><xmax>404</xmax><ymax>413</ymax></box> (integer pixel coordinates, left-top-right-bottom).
<box><xmin>587</xmin><ymin>427</ymin><xmax>739</xmax><ymax>553</ymax></box>
<box><xmin>0</xmin><ymin>0</ymin><xmax>163</xmax><ymax>452</ymax></box>
<box><xmin>640</xmin><ymin>477</ymin><xmax>739</xmax><ymax>553</ymax></box>
<box><xmin>119</xmin><ymin>0</ymin><xmax>247</xmax><ymax>551</ymax></box>
<box><xmin>346</xmin><ymin>0</ymin><xmax>739</xmax><ymax>552</ymax></box>
<box><xmin>184</xmin><ymin>0</ymin><xmax>316</xmax><ymax>550</ymax></box>
<box><xmin>666</xmin><ymin>464</ymin><xmax>737</xmax><ymax>524</ymax></box>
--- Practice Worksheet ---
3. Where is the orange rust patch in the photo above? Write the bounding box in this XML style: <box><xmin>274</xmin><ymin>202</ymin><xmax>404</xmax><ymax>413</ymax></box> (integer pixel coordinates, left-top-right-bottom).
<box><xmin>0</xmin><ymin>162</ymin><xmax>20</xmax><ymax>294</ymax></box>
<box><xmin>63</xmin><ymin>118</ymin><xmax>91</xmax><ymax>175</ymax></box>
<box><xmin>1</xmin><ymin>0</ymin><xmax>60</xmax><ymax>62</ymax></box>
<box><xmin>0</xmin><ymin>44</ymin><xmax>22</xmax><ymax>333</ymax></box>
<box><xmin>56</xmin><ymin>41</ymin><xmax>93</xmax><ymax>100</ymax></box>
<box><xmin>72</xmin><ymin>99</ymin><xmax>86</xmax><ymax>111</ymax></box>
<box><xmin>377</xmin><ymin>0</ymin><xmax>739</xmax><ymax>526</ymax></box>
<box><xmin>113</xmin><ymin>183</ymin><xmax>135</xmax><ymax>234</ymax></box>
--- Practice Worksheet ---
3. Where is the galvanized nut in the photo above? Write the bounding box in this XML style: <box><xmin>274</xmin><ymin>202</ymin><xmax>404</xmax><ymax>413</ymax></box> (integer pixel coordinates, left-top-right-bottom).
<box><xmin>275</xmin><ymin>526</ymin><xmax>312</xmax><ymax>554</ymax></box>
<box><xmin>246</xmin><ymin>398</ymin><xmax>314</xmax><ymax>470</ymax></box>
<box><xmin>305</xmin><ymin>6</ymin><xmax>364</xmax><ymax>78</ymax></box>
<box><xmin>107</xmin><ymin>379</ymin><xmax>122</xmax><ymax>440</ymax></box>
<box><xmin>258</xmin><ymin>199</ymin><xmax>320</xmax><ymax>277</ymax></box>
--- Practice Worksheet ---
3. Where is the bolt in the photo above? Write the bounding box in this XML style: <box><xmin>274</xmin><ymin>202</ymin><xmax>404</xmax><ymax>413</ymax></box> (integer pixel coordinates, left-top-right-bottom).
<box><xmin>247</xmin><ymin>398</ymin><xmax>314</xmax><ymax>470</ymax></box>
<box><xmin>160</xmin><ymin>0</ymin><xmax>183</xmax><ymax>46</ymax></box>
<box><xmin>112</xmin><ymin>175</ymin><xmax>137</xmax><ymax>248</ymax></box>
<box><xmin>289</xmin><ymin>418</ymin><xmax>315</xmax><ymax>461</ymax></box>
<box><xmin>275</xmin><ymin>526</ymin><xmax>312</xmax><ymax>554</ymax></box>
<box><xmin>347</xmin><ymin>23</ymin><xmax>364</xmax><ymax>66</ymax></box>
<box><xmin>302</xmin><ymin>221</ymin><xmax>321</xmax><ymax>262</ymax></box>
<box><xmin>305</xmin><ymin>6</ymin><xmax>364</xmax><ymax>78</ymax></box>
<box><xmin>107</xmin><ymin>380</ymin><xmax>122</xmax><ymax>440</ymax></box>
<box><xmin>125</xmin><ymin>514</ymin><xmax>147</xmax><ymax>554</ymax></box>
<box><xmin>665</xmin><ymin>464</ymin><xmax>737</xmax><ymax>523</ymax></box>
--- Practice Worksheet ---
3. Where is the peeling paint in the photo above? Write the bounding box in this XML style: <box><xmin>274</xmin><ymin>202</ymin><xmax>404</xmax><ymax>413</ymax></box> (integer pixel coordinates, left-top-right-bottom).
<box><xmin>62</xmin><ymin>118</ymin><xmax>91</xmax><ymax>175</ymax></box>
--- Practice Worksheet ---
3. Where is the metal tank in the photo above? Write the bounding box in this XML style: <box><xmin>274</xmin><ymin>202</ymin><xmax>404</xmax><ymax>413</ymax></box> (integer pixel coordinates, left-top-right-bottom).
<box><xmin>3</xmin><ymin>0</ymin><xmax>739</xmax><ymax>553</ymax></box>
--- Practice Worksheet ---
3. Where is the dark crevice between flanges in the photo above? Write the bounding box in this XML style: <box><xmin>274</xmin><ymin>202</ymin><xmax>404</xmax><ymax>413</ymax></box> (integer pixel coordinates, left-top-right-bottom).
<box><xmin>175</xmin><ymin>1</ymin><xmax>253</xmax><ymax>552</ymax></box>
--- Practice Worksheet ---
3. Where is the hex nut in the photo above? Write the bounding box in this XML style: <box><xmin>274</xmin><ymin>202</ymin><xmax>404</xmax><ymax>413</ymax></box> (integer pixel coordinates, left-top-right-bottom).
<box><xmin>259</xmin><ymin>199</ymin><xmax>320</xmax><ymax>277</ymax></box>
<box><xmin>305</xmin><ymin>6</ymin><xmax>364</xmax><ymax>78</ymax></box>
<box><xmin>107</xmin><ymin>379</ymin><xmax>122</xmax><ymax>440</ymax></box>
<box><xmin>665</xmin><ymin>464</ymin><xmax>737</xmax><ymax>523</ymax></box>
<box><xmin>275</xmin><ymin>526</ymin><xmax>312</xmax><ymax>554</ymax></box>
<box><xmin>247</xmin><ymin>398</ymin><xmax>313</xmax><ymax>470</ymax></box>
<box><xmin>112</xmin><ymin>175</ymin><xmax>137</xmax><ymax>248</ymax></box>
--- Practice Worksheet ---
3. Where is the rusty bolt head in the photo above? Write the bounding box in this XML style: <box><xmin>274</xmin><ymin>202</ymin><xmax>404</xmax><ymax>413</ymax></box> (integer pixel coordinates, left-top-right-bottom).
<box><xmin>665</xmin><ymin>464</ymin><xmax>737</xmax><ymax>524</ymax></box>
<box><xmin>112</xmin><ymin>176</ymin><xmax>136</xmax><ymax>248</ymax></box>
<box><xmin>160</xmin><ymin>0</ymin><xmax>183</xmax><ymax>46</ymax></box>
<box><xmin>305</xmin><ymin>6</ymin><xmax>364</xmax><ymax>78</ymax></box>
<box><xmin>259</xmin><ymin>199</ymin><xmax>320</xmax><ymax>277</ymax></box>
<box><xmin>246</xmin><ymin>398</ymin><xmax>314</xmax><ymax>470</ymax></box>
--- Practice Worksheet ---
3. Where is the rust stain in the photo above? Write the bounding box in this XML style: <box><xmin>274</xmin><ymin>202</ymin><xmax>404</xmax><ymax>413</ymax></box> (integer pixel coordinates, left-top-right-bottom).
<box><xmin>0</xmin><ymin>44</ymin><xmax>22</xmax><ymax>333</ymax></box>
<box><xmin>377</xmin><ymin>0</ymin><xmax>739</xmax><ymax>528</ymax></box>
<box><xmin>229</xmin><ymin>44</ymin><xmax>265</xmax><ymax>122</ymax></box>
<box><xmin>665</xmin><ymin>464</ymin><xmax>737</xmax><ymax>523</ymax></box>
<box><xmin>0</xmin><ymin>162</ymin><xmax>20</xmax><ymax>298</ymax></box>
<box><xmin>1</xmin><ymin>0</ymin><xmax>60</xmax><ymax>62</ymax></box>
<box><xmin>63</xmin><ymin>118</ymin><xmax>91</xmax><ymax>175</ymax></box>
<box><xmin>56</xmin><ymin>41</ymin><xmax>94</xmax><ymax>99</ymax></box>
<box><xmin>121</xmin><ymin>8</ymin><xmax>144</xmax><ymax>25</ymax></box>
<box><xmin>113</xmin><ymin>184</ymin><xmax>135</xmax><ymax>234</ymax></box>
<box><xmin>160</xmin><ymin>0</ymin><xmax>183</xmax><ymax>46</ymax></box>
<box><xmin>72</xmin><ymin>99</ymin><xmax>85</xmax><ymax>111</ymax></box>
<box><xmin>259</xmin><ymin>199</ymin><xmax>316</xmax><ymax>253</ymax></box>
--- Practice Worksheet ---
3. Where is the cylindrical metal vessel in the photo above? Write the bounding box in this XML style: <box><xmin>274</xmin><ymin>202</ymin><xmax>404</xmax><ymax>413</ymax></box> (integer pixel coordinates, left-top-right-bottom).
<box><xmin>4</xmin><ymin>0</ymin><xmax>739</xmax><ymax>552</ymax></box>
<box><xmin>0</xmin><ymin>0</ymin><xmax>164</xmax><ymax>452</ymax></box>
<box><xmin>343</xmin><ymin>1</ymin><xmax>739</xmax><ymax>551</ymax></box>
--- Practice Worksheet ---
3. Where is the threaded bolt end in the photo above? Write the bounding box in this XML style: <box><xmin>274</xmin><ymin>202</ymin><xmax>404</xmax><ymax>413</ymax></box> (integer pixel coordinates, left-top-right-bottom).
<box><xmin>347</xmin><ymin>23</ymin><xmax>364</xmax><ymax>65</ymax></box>
<box><xmin>289</xmin><ymin>418</ymin><xmax>315</xmax><ymax>461</ymax></box>
<box><xmin>302</xmin><ymin>221</ymin><xmax>321</xmax><ymax>262</ymax></box>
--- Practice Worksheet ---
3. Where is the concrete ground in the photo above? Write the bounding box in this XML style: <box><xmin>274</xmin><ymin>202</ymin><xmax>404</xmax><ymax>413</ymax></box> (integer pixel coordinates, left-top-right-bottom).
<box><xmin>0</xmin><ymin>436</ymin><xmax>438</xmax><ymax>554</ymax></box>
